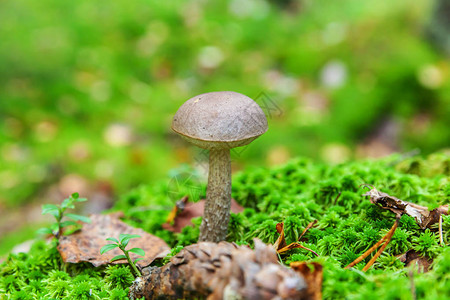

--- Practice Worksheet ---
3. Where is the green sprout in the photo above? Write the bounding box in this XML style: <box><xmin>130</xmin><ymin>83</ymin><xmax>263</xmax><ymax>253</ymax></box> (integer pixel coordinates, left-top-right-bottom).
<box><xmin>100</xmin><ymin>234</ymin><xmax>145</xmax><ymax>277</ymax></box>
<box><xmin>37</xmin><ymin>193</ymin><xmax>91</xmax><ymax>239</ymax></box>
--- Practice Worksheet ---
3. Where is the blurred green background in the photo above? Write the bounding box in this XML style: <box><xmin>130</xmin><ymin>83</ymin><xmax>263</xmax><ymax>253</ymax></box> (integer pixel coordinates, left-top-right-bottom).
<box><xmin>0</xmin><ymin>0</ymin><xmax>449</xmax><ymax>253</ymax></box>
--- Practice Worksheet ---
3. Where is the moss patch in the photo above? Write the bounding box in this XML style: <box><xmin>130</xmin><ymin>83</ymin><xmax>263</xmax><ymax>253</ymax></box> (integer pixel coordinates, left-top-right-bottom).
<box><xmin>1</xmin><ymin>152</ymin><xmax>449</xmax><ymax>299</ymax></box>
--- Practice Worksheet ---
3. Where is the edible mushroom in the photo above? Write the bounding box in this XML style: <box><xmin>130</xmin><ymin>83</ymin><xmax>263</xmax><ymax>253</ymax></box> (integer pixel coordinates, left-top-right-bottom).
<box><xmin>172</xmin><ymin>91</ymin><xmax>268</xmax><ymax>242</ymax></box>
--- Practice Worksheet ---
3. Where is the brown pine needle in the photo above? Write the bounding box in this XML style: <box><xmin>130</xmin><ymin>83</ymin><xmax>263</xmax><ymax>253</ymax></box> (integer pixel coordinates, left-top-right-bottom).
<box><xmin>298</xmin><ymin>220</ymin><xmax>318</xmax><ymax>241</ymax></box>
<box><xmin>344</xmin><ymin>236</ymin><xmax>385</xmax><ymax>269</ymax></box>
<box><xmin>362</xmin><ymin>219</ymin><xmax>398</xmax><ymax>271</ymax></box>
<box><xmin>439</xmin><ymin>214</ymin><xmax>444</xmax><ymax>246</ymax></box>
<box><xmin>345</xmin><ymin>219</ymin><xmax>399</xmax><ymax>271</ymax></box>
<box><xmin>278</xmin><ymin>242</ymin><xmax>319</xmax><ymax>257</ymax></box>
<box><xmin>275</xmin><ymin>221</ymin><xmax>319</xmax><ymax>257</ymax></box>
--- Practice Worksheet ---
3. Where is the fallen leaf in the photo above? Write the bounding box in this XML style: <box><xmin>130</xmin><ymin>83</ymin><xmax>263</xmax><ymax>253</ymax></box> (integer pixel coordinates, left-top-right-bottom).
<box><xmin>162</xmin><ymin>197</ymin><xmax>244</xmax><ymax>233</ymax></box>
<box><xmin>397</xmin><ymin>249</ymin><xmax>433</xmax><ymax>273</ymax></box>
<box><xmin>363</xmin><ymin>186</ymin><xmax>448</xmax><ymax>229</ymax></box>
<box><xmin>422</xmin><ymin>205</ymin><xmax>449</xmax><ymax>229</ymax></box>
<box><xmin>273</xmin><ymin>222</ymin><xmax>287</xmax><ymax>250</ymax></box>
<box><xmin>290</xmin><ymin>261</ymin><xmax>323</xmax><ymax>300</ymax></box>
<box><xmin>58</xmin><ymin>213</ymin><xmax>170</xmax><ymax>268</ymax></box>
<box><xmin>165</xmin><ymin>195</ymin><xmax>189</xmax><ymax>224</ymax></box>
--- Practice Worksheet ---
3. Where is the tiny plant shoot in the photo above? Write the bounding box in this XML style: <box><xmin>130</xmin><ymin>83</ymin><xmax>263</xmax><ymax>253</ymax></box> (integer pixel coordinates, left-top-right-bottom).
<box><xmin>100</xmin><ymin>234</ymin><xmax>145</xmax><ymax>277</ymax></box>
<box><xmin>37</xmin><ymin>192</ymin><xmax>91</xmax><ymax>239</ymax></box>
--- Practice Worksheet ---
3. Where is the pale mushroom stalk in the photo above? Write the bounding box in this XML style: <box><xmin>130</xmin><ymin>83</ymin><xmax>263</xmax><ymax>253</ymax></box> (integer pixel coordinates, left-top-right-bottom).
<box><xmin>172</xmin><ymin>91</ymin><xmax>267</xmax><ymax>242</ymax></box>
<box><xmin>201</xmin><ymin>148</ymin><xmax>231</xmax><ymax>242</ymax></box>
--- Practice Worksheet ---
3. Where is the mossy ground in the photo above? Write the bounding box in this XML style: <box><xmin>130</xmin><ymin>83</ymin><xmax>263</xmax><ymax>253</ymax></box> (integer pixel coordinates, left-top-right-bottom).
<box><xmin>1</xmin><ymin>152</ymin><xmax>449</xmax><ymax>299</ymax></box>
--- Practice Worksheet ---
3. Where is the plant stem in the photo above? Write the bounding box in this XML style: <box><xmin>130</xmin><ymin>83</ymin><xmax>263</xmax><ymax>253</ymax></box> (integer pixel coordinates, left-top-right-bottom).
<box><xmin>56</xmin><ymin>208</ymin><xmax>63</xmax><ymax>239</ymax></box>
<box><xmin>124</xmin><ymin>249</ymin><xmax>142</xmax><ymax>277</ymax></box>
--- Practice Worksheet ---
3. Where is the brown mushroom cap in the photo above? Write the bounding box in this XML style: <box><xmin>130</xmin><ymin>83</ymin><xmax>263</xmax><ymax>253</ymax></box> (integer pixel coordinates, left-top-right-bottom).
<box><xmin>172</xmin><ymin>91</ymin><xmax>268</xmax><ymax>149</ymax></box>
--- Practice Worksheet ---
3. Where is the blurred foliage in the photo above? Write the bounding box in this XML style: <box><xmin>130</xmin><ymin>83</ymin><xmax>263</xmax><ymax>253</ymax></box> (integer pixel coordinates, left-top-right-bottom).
<box><xmin>0</xmin><ymin>0</ymin><xmax>449</xmax><ymax>211</ymax></box>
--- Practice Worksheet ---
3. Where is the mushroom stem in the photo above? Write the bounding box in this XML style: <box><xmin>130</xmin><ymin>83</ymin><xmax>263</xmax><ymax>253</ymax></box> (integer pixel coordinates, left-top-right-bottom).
<box><xmin>199</xmin><ymin>148</ymin><xmax>231</xmax><ymax>242</ymax></box>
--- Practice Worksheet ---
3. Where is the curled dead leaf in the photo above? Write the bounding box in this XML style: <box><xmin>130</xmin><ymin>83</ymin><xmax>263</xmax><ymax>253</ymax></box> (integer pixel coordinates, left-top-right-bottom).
<box><xmin>362</xmin><ymin>186</ymin><xmax>448</xmax><ymax>229</ymax></box>
<box><xmin>290</xmin><ymin>261</ymin><xmax>323</xmax><ymax>300</ymax></box>
<box><xmin>397</xmin><ymin>249</ymin><xmax>433</xmax><ymax>273</ymax></box>
<box><xmin>162</xmin><ymin>196</ymin><xmax>244</xmax><ymax>233</ymax></box>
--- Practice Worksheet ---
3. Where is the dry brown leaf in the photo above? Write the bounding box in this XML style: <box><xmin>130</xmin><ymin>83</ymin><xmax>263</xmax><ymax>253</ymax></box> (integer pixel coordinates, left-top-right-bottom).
<box><xmin>397</xmin><ymin>249</ymin><xmax>433</xmax><ymax>273</ymax></box>
<box><xmin>273</xmin><ymin>222</ymin><xmax>287</xmax><ymax>250</ymax></box>
<box><xmin>162</xmin><ymin>197</ymin><xmax>244</xmax><ymax>233</ymax></box>
<box><xmin>290</xmin><ymin>261</ymin><xmax>323</xmax><ymax>300</ymax></box>
<box><xmin>57</xmin><ymin>213</ymin><xmax>170</xmax><ymax>268</ymax></box>
<box><xmin>363</xmin><ymin>186</ymin><xmax>448</xmax><ymax>229</ymax></box>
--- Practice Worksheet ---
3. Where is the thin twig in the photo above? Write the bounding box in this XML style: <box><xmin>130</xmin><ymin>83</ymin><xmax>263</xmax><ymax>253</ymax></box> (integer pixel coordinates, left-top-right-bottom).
<box><xmin>439</xmin><ymin>214</ymin><xmax>444</xmax><ymax>246</ymax></box>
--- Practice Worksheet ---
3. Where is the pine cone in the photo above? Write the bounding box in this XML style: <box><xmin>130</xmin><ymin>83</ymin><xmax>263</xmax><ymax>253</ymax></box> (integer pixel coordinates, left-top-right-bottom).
<box><xmin>129</xmin><ymin>239</ymin><xmax>313</xmax><ymax>300</ymax></box>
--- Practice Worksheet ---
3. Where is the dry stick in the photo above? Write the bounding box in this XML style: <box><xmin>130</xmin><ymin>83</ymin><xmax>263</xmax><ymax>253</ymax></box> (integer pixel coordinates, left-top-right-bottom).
<box><xmin>345</xmin><ymin>218</ymin><xmax>399</xmax><ymax>270</ymax></box>
<box><xmin>439</xmin><ymin>215</ymin><xmax>444</xmax><ymax>246</ymax></box>
<box><xmin>361</xmin><ymin>219</ymin><xmax>399</xmax><ymax>272</ymax></box>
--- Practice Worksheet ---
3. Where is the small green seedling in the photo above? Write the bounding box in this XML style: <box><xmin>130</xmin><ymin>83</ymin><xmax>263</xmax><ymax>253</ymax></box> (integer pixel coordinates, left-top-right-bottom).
<box><xmin>100</xmin><ymin>234</ymin><xmax>145</xmax><ymax>277</ymax></box>
<box><xmin>37</xmin><ymin>193</ymin><xmax>91</xmax><ymax>239</ymax></box>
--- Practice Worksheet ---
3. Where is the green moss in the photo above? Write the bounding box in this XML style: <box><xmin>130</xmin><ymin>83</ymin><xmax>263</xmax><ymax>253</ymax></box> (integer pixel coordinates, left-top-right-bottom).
<box><xmin>1</xmin><ymin>152</ymin><xmax>448</xmax><ymax>299</ymax></box>
<box><xmin>0</xmin><ymin>240</ymin><xmax>135</xmax><ymax>299</ymax></box>
<box><xmin>412</xmin><ymin>229</ymin><xmax>440</xmax><ymax>258</ymax></box>
<box><xmin>104</xmin><ymin>265</ymin><xmax>134</xmax><ymax>290</ymax></box>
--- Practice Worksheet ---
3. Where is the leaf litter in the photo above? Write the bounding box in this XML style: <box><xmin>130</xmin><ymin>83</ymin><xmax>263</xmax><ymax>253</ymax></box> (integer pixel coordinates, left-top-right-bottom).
<box><xmin>57</xmin><ymin>213</ymin><xmax>170</xmax><ymax>268</ymax></box>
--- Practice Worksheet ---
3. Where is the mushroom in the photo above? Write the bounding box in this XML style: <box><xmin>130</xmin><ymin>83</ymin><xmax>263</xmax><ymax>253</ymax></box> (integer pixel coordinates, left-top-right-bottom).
<box><xmin>172</xmin><ymin>91</ymin><xmax>268</xmax><ymax>242</ymax></box>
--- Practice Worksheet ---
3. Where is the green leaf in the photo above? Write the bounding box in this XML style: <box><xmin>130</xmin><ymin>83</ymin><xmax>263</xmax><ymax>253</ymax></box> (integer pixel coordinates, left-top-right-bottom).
<box><xmin>119</xmin><ymin>234</ymin><xmax>141</xmax><ymax>247</ymax></box>
<box><xmin>134</xmin><ymin>258</ymin><xmax>144</xmax><ymax>263</ymax></box>
<box><xmin>50</xmin><ymin>223</ymin><xmax>60</xmax><ymax>231</ymax></box>
<box><xmin>65</xmin><ymin>214</ymin><xmax>91</xmax><ymax>223</ymax></box>
<box><xmin>119</xmin><ymin>233</ymin><xmax>141</xmax><ymax>241</ymax></box>
<box><xmin>70</xmin><ymin>193</ymin><xmax>87</xmax><ymax>203</ymax></box>
<box><xmin>128</xmin><ymin>248</ymin><xmax>145</xmax><ymax>257</ymax></box>
<box><xmin>106</xmin><ymin>237</ymin><xmax>119</xmax><ymax>244</ymax></box>
<box><xmin>100</xmin><ymin>244</ymin><xmax>119</xmax><ymax>254</ymax></box>
<box><xmin>60</xmin><ymin>220</ymin><xmax>78</xmax><ymax>228</ymax></box>
<box><xmin>42</xmin><ymin>204</ymin><xmax>59</xmax><ymax>212</ymax></box>
<box><xmin>74</xmin><ymin>197</ymin><xmax>88</xmax><ymax>203</ymax></box>
<box><xmin>61</xmin><ymin>198</ymin><xmax>75</xmax><ymax>209</ymax></box>
<box><xmin>63</xmin><ymin>226</ymin><xmax>82</xmax><ymax>236</ymax></box>
<box><xmin>36</xmin><ymin>227</ymin><xmax>53</xmax><ymax>235</ymax></box>
<box><xmin>110</xmin><ymin>255</ymin><xmax>127</xmax><ymax>262</ymax></box>
<box><xmin>42</xmin><ymin>204</ymin><xmax>60</xmax><ymax>218</ymax></box>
